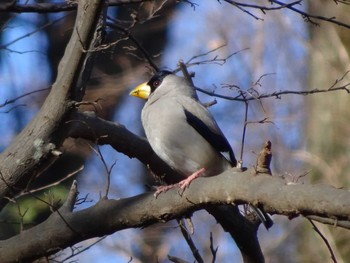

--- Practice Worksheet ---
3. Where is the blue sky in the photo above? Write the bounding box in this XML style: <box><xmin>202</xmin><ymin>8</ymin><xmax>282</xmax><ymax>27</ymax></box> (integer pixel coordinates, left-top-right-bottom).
<box><xmin>0</xmin><ymin>1</ymin><xmax>308</xmax><ymax>262</ymax></box>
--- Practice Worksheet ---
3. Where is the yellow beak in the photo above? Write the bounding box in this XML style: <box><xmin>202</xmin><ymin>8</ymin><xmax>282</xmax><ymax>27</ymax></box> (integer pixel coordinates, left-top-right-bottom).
<box><xmin>129</xmin><ymin>82</ymin><xmax>151</xmax><ymax>100</ymax></box>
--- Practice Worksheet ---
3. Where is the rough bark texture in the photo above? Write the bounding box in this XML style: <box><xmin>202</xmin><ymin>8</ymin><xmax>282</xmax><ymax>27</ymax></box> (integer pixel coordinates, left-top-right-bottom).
<box><xmin>67</xmin><ymin>111</ymin><xmax>350</xmax><ymax>222</ymax></box>
<box><xmin>0</xmin><ymin>168</ymin><xmax>349</xmax><ymax>262</ymax></box>
<box><xmin>0</xmin><ymin>0</ymin><xmax>105</xmax><ymax>209</ymax></box>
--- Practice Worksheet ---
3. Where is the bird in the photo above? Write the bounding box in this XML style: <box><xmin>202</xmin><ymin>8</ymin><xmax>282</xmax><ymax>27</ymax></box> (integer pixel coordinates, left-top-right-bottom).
<box><xmin>130</xmin><ymin>70</ymin><xmax>272</xmax><ymax>229</ymax></box>
<box><xmin>130</xmin><ymin>70</ymin><xmax>236</xmax><ymax>191</ymax></box>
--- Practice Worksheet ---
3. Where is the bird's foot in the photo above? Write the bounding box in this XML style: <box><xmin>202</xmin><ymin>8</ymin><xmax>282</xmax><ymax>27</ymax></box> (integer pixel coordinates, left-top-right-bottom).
<box><xmin>154</xmin><ymin>184</ymin><xmax>178</xmax><ymax>197</ymax></box>
<box><xmin>154</xmin><ymin>168</ymin><xmax>206</xmax><ymax>197</ymax></box>
<box><xmin>178</xmin><ymin>168</ymin><xmax>206</xmax><ymax>190</ymax></box>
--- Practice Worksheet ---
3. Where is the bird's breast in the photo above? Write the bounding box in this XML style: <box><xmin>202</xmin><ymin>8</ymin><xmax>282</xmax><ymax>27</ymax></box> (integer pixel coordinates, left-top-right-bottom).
<box><xmin>142</xmin><ymin>98</ymin><xmax>231</xmax><ymax>178</ymax></box>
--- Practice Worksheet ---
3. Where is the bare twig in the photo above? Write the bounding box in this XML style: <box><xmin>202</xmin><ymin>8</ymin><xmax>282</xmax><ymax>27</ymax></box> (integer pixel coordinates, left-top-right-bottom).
<box><xmin>270</xmin><ymin>0</ymin><xmax>350</xmax><ymax>29</ymax></box>
<box><xmin>209</xmin><ymin>232</ymin><xmax>218</xmax><ymax>263</ymax></box>
<box><xmin>307</xmin><ymin>215</ymin><xmax>350</xmax><ymax>229</ymax></box>
<box><xmin>282</xmin><ymin>169</ymin><xmax>311</xmax><ymax>185</ymax></box>
<box><xmin>239</xmin><ymin>90</ymin><xmax>249</xmax><ymax>166</ymax></box>
<box><xmin>13</xmin><ymin>199</ymin><xmax>28</xmax><ymax>232</ymax></box>
<box><xmin>180</xmin><ymin>0</ymin><xmax>199</xmax><ymax>10</ymax></box>
<box><xmin>195</xmin><ymin>75</ymin><xmax>350</xmax><ymax>102</ymax></box>
<box><xmin>180</xmin><ymin>46</ymin><xmax>249</xmax><ymax>69</ymax></box>
<box><xmin>2</xmin><ymin>0</ymin><xmax>350</xmax><ymax>30</ymax></box>
<box><xmin>0</xmin><ymin>88</ymin><xmax>49</xmax><ymax>108</ymax></box>
<box><xmin>308</xmin><ymin>219</ymin><xmax>338</xmax><ymax>263</ymax></box>
<box><xmin>106</xmin><ymin>20</ymin><xmax>159</xmax><ymax>71</ymax></box>
<box><xmin>178</xmin><ymin>60</ymin><xmax>195</xmax><ymax>86</ymax></box>
<box><xmin>0</xmin><ymin>104</ymin><xmax>26</xmax><ymax>113</ymax></box>
<box><xmin>58</xmin><ymin>236</ymin><xmax>107</xmax><ymax>262</ymax></box>
<box><xmin>0</xmin><ymin>16</ymin><xmax>68</xmax><ymax>50</ymax></box>
<box><xmin>223</xmin><ymin>0</ymin><xmax>350</xmax><ymax>29</ymax></box>
<box><xmin>88</xmin><ymin>144</ymin><xmax>116</xmax><ymax>197</ymax></box>
<box><xmin>186</xmin><ymin>44</ymin><xmax>227</xmax><ymax>63</ymax></box>
<box><xmin>16</xmin><ymin>165</ymin><xmax>84</xmax><ymax>198</ymax></box>
<box><xmin>223</xmin><ymin>0</ymin><xmax>302</xmax><ymax>11</ymax></box>
<box><xmin>177</xmin><ymin>219</ymin><xmax>204</xmax><ymax>263</ymax></box>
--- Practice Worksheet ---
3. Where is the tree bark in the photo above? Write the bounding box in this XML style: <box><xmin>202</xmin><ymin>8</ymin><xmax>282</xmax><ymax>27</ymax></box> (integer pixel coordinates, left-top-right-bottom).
<box><xmin>0</xmin><ymin>0</ymin><xmax>105</xmax><ymax>210</ymax></box>
<box><xmin>1</xmin><ymin>166</ymin><xmax>349</xmax><ymax>262</ymax></box>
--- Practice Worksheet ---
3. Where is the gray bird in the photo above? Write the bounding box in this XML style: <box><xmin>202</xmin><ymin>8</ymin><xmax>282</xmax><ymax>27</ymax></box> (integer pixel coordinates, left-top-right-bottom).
<box><xmin>130</xmin><ymin>70</ymin><xmax>272</xmax><ymax>229</ymax></box>
<box><xmin>130</xmin><ymin>70</ymin><xmax>236</xmax><ymax>192</ymax></box>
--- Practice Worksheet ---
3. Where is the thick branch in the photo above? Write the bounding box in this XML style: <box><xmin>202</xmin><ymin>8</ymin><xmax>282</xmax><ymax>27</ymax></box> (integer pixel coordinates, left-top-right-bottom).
<box><xmin>0</xmin><ymin>0</ymin><xmax>105</xmax><ymax>209</ymax></box>
<box><xmin>1</xmin><ymin>169</ymin><xmax>349</xmax><ymax>262</ymax></box>
<box><xmin>3</xmin><ymin>110</ymin><xmax>346</xmax><ymax>262</ymax></box>
<box><xmin>66</xmin><ymin>112</ymin><xmax>265</xmax><ymax>262</ymax></box>
<box><xmin>66</xmin><ymin>111</ymin><xmax>185</xmax><ymax>184</ymax></box>
<box><xmin>66</xmin><ymin>111</ymin><xmax>350</xmax><ymax>222</ymax></box>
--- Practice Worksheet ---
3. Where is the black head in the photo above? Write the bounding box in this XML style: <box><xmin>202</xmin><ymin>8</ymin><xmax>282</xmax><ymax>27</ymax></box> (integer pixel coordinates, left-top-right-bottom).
<box><xmin>147</xmin><ymin>70</ymin><xmax>173</xmax><ymax>93</ymax></box>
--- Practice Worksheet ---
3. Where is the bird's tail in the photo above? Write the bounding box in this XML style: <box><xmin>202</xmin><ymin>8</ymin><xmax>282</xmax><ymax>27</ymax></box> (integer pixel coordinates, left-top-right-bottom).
<box><xmin>249</xmin><ymin>204</ymin><xmax>274</xmax><ymax>229</ymax></box>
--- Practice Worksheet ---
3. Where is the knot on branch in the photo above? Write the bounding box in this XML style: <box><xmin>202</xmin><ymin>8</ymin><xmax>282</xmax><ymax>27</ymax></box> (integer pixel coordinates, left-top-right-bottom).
<box><xmin>255</xmin><ymin>140</ymin><xmax>272</xmax><ymax>175</ymax></box>
<box><xmin>33</xmin><ymin>139</ymin><xmax>62</xmax><ymax>160</ymax></box>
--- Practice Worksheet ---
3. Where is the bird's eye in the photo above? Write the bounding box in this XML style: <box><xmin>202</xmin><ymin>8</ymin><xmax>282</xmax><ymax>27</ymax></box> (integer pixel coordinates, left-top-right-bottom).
<box><xmin>153</xmin><ymin>80</ymin><xmax>160</xmax><ymax>88</ymax></box>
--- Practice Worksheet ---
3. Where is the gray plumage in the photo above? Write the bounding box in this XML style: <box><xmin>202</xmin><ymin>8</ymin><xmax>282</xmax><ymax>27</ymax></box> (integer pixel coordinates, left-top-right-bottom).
<box><xmin>141</xmin><ymin>71</ymin><xmax>236</xmax><ymax>178</ymax></box>
<box><xmin>130</xmin><ymin>70</ymin><xmax>273</xmax><ymax>231</ymax></box>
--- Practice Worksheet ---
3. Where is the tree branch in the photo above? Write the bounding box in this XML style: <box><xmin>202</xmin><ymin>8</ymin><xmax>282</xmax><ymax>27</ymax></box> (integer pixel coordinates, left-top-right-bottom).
<box><xmin>66</xmin><ymin>111</ymin><xmax>266</xmax><ymax>262</ymax></box>
<box><xmin>66</xmin><ymin>111</ymin><xmax>350</xmax><ymax>223</ymax></box>
<box><xmin>0</xmin><ymin>168</ymin><xmax>349</xmax><ymax>262</ymax></box>
<box><xmin>66</xmin><ymin>111</ymin><xmax>186</xmax><ymax>184</ymax></box>
<box><xmin>0</xmin><ymin>110</ymin><xmax>344</xmax><ymax>262</ymax></box>
<box><xmin>0</xmin><ymin>0</ymin><xmax>105</xmax><ymax>210</ymax></box>
<box><xmin>270</xmin><ymin>0</ymin><xmax>350</xmax><ymax>29</ymax></box>
<box><xmin>223</xmin><ymin>0</ymin><xmax>350</xmax><ymax>29</ymax></box>
<box><xmin>195</xmin><ymin>79</ymin><xmax>350</xmax><ymax>102</ymax></box>
<box><xmin>0</xmin><ymin>0</ymin><xmax>150</xmax><ymax>13</ymax></box>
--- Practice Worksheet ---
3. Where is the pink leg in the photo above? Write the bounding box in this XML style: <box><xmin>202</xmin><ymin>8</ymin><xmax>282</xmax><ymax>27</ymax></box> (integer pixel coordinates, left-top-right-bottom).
<box><xmin>154</xmin><ymin>168</ymin><xmax>206</xmax><ymax>197</ymax></box>
<box><xmin>178</xmin><ymin>168</ymin><xmax>206</xmax><ymax>189</ymax></box>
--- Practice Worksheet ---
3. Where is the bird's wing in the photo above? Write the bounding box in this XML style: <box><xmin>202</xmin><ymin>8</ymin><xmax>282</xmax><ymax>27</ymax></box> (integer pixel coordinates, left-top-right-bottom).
<box><xmin>179</xmin><ymin>96</ymin><xmax>237</xmax><ymax>166</ymax></box>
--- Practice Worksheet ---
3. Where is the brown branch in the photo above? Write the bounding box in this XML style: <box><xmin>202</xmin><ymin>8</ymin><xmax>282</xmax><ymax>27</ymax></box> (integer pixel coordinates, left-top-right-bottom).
<box><xmin>180</xmin><ymin>46</ymin><xmax>249</xmax><ymax>69</ymax></box>
<box><xmin>67</xmin><ymin>111</ymin><xmax>265</xmax><ymax>263</ymax></box>
<box><xmin>209</xmin><ymin>232</ymin><xmax>218</xmax><ymax>263</ymax></box>
<box><xmin>306</xmin><ymin>215</ymin><xmax>350</xmax><ymax>230</ymax></box>
<box><xmin>308</xmin><ymin>219</ymin><xmax>338</xmax><ymax>263</ymax></box>
<box><xmin>1</xmin><ymin>110</ymin><xmax>347</xmax><ymax>262</ymax></box>
<box><xmin>88</xmin><ymin>144</ymin><xmax>116</xmax><ymax>197</ymax></box>
<box><xmin>106</xmin><ymin>21</ymin><xmax>159</xmax><ymax>71</ymax></box>
<box><xmin>0</xmin><ymin>16</ymin><xmax>67</xmax><ymax>50</ymax></box>
<box><xmin>222</xmin><ymin>0</ymin><xmax>301</xmax><ymax>21</ymax></box>
<box><xmin>223</xmin><ymin>0</ymin><xmax>350</xmax><ymax>29</ymax></box>
<box><xmin>1</xmin><ymin>168</ymin><xmax>350</xmax><ymax>262</ymax></box>
<box><xmin>0</xmin><ymin>88</ymin><xmax>49</xmax><ymax>108</ymax></box>
<box><xmin>16</xmin><ymin>165</ymin><xmax>84</xmax><ymax>198</ymax></box>
<box><xmin>178</xmin><ymin>219</ymin><xmax>204</xmax><ymax>263</ymax></box>
<box><xmin>66</xmin><ymin>111</ymin><xmax>350</xmax><ymax>222</ymax></box>
<box><xmin>0</xmin><ymin>0</ymin><xmax>151</xmax><ymax>13</ymax></box>
<box><xmin>270</xmin><ymin>0</ymin><xmax>350</xmax><ymax>29</ymax></box>
<box><xmin>2</xmin><ymin>0</ymin><xmax>350</xmax><ymax>31</ymax></box>
<box><xmin>66</xmin><ymin>111</ymin><xmax>185</xmax><ymax>185</ymax></box>
<box><xmin>0</xmin><ymin>0</ymin><xmax>106</xmax><ymax>210</ymax></box>
<box><xmin>196</xmin><ymin>75</ymin><xmax>350</xmax><ymax>102</ymax></box>
<box><xmin>223</xmin><ymin>0</ymin><xmax>302</xmax><ymax>11</ymax></box>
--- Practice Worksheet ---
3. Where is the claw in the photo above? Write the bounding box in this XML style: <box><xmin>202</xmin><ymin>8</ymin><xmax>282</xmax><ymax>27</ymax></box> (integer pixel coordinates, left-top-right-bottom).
<box><xmin>154</xmin><ymin>168</ymin><xmax>206</xmax><ymax>197</ymax></box>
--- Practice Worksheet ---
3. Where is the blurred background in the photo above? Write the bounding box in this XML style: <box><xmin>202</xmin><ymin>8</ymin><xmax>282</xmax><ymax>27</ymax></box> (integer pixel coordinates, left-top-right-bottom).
<box><xmin>0</xmin><ymin>0</ymin><xmax>349</xmax><ymax>262</ymax></box>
